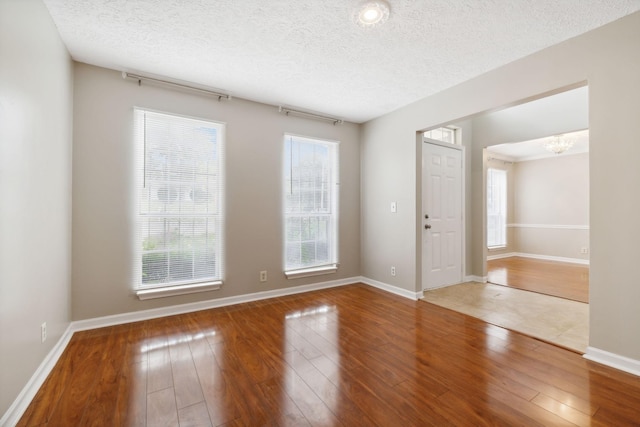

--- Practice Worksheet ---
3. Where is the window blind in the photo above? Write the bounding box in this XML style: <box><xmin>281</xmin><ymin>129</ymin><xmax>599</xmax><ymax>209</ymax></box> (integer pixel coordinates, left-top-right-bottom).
<box><xmin>284</xmin><ymin>134</ymin><xmax>339</xmax><ymax>273</ymax></box>
<box><xmin>487</xmin><ymin>168</ymin><xmax>507</xmax><ymax>248</ymax></box>
<box><xmin>134</xmin><ymin>109</ymin><xmax>224</xmax><ymax>289</ymax></box>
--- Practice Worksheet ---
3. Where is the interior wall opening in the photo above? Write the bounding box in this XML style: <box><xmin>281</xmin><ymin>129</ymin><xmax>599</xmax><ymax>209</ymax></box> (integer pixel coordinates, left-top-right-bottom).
<box><xmin>420</xmin><ymin>84</ymin><xmax>590</xmax><ymax>354</ymax></box>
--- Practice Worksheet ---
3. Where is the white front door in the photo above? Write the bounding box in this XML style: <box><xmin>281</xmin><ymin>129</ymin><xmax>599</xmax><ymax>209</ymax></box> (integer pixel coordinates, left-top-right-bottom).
<box><xmin>422</xmin><ymin>141</ymin><xmax>463</xmax><ymax>290</ymax></box>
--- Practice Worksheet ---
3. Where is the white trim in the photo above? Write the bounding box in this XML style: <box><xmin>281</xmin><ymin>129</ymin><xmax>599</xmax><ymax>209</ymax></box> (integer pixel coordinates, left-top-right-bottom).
<box><xmin>464</xmin><ymin>275</ymin><xmax>487</xmax><ymax>283</ymax></box>
<box><xmin>513</xmin><ymin>148</ymin><xmax>589</xmax><ymax>163</ymax></box>
<box><xmin>584</xmin><ymin>347</ymin><xmax>640</xmax><ymax>377</ymax></box>
<box><xmin>422</xmin><ymin>281</ymin><xmax>475</xmax><ymax>292</ymax></box>
<box><xmin>486</xmin><ymin>252</ymin><xmax>518</xmax><ymax>261</ymax></box>
<box><xmin>73</xmin><ymin>276</ymin><xmax>360</xmax><ymax>332</ymax></box>
<box><xmin>515</xmin><ymin>252</ymin><xmax>589</xmax><ymax>265</ymax></box>
<box><xmin>486</xmin><ymin>252</ymin><xmax>588</xmax><ymax>265</ymax></box>
<box><xmin>0</xmin><ymin>324</ymin><xmax>74</xmax><ymax>427</ymax></box>
<box><xmin>517</xmin><ymin>253</ymin><xmax>589</xmax><ymax>265</ymax></box>
<box><xmin>136</xmin><ymin>281</ymin><xmax>222</xmax><ymax>300</ymax></box>
<box><xmin>360</xmin><ymin>277</ymin><xmax>422</xmax><ymax>300</ymax></box>
<box><xmin>285</xmin><ymin>265</ymin><xmax>338</xmax><ymax>279</ymax></box>
<box><xmin>508</xmin><ymin>223</ymin><xmax>589</xmax><ymax>230</ymax></box>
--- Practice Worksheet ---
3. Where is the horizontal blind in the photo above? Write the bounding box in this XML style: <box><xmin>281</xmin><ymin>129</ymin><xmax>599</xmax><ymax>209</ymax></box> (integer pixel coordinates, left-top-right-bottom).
<box><xmin>135</xmin><ymin>109</ymin><xmax>224</xmax><ymax>288</ymax></box>
<box><xmin>284</xmin><ymin>134</ymin><xmax>339</xmax><ymax>271</ymax></box>
<box><xmin>487</xmin><ymin>168</ymin><xmax>507</xmax><ymax>248</ymax></box>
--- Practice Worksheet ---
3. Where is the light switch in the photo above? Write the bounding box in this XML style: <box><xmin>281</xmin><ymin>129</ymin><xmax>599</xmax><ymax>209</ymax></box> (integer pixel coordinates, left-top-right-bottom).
<box><xmin>391</xmin><ymin>202</ymin><xmax>397</xmax><ymax>213</ymax></box>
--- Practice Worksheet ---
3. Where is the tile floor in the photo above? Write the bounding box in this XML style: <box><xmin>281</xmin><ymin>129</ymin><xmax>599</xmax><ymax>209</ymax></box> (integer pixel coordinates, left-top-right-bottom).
<box><xmin>422</xmin><ymin>282</ymin><xmax>589</xmax><ymax>353</ymax></box>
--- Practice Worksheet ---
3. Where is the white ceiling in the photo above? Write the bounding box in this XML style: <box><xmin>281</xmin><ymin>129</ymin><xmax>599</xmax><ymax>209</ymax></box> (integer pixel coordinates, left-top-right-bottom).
<box><xmin>42</xmin><ymin>0</ymin><xmax>640</xmax><ymax>123</ymax></box>
<box><xmin>487</xmin><ymin>129</ymin><xmax>589</xmax><ymax>162</ymax></box>
<box><xmin>485</xmin><ymin>86</ymin><xmax>589</xmax><ymax>161</ymax></box>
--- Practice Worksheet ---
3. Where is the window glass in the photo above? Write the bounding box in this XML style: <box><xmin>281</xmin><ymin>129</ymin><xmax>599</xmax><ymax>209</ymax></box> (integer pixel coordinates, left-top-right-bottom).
<box><xmin>284</xmin><ymin>135</ymin><xmax>338</xmax><ymax>272</ymax></box>
<box><xmin>135</xmin><ymin>109</ymin><xmax>224</xmax><ymax>288</ymax></box>
<box><xmin>487</xmin><ymin>168</ymin><xmax>507</xmax><ymax>248</ymax></box>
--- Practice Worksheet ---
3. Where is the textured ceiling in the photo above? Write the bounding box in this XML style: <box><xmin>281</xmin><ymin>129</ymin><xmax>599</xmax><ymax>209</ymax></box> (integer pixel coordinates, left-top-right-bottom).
<box><xmin>42</xmin><ymin>0</ymin><xmax>640</xmax><ymax>123</ymax></box>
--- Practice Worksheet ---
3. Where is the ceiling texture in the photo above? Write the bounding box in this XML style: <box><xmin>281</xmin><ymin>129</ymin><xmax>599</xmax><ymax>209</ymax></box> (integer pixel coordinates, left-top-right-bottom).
<box><xmin>42</xmin><ymin>0</ymin><xmax>640</xmax><ymax>123</ymax></box>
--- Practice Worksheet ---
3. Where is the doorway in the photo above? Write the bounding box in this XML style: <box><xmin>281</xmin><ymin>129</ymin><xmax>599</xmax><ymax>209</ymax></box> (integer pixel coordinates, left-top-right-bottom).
<box><xmin>485</xmin><ymin>128</ymin><xmax>590</xmax><ymax>304</ymax></box>
<box><xmin>421</xmin><ymin>85</ymin><xmax>590</xmax><ymax>353</ymax></box>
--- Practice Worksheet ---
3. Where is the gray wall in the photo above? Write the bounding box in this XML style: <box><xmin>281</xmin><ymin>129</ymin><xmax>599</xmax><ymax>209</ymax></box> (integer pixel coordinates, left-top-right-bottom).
<box><xmin>476</xmin><ymin>86</ymin><xmax>589</xmax><ymax>265</ymax></box>
<box><xmin>0</xmin><ymin>0</ymin><xmax>73</xmax><ymax>416</ymax></box>
<box><xmin>513</xmin><ymin>153</ymin><xmax>589</xmax><ymax>260</ymax></box>
<box><xmin>361</xmin><ymin>12</ymin><xmax>640</xmax><ymax>360</ymax></box>
<box><xmin>72</xmin><ymin>63</ymin><xmax>361</xmax><ymax>320</ymax></box>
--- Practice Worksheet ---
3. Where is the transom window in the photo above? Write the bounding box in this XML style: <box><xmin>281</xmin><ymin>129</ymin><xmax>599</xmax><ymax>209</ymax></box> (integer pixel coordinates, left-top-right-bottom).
<box><xmin>283</xmin><ymin>134</ymin><xmax>339</xmax><ymax>277</ymax></box>
<box><xmin>424</xmin><ymin>127</ymin><xmax>458</xmax><ymax>144</ymax></box>
<box><xmin>134</xmin><ymin>109</ymin><xmax>224</xmax><ymax>296</ymax></box>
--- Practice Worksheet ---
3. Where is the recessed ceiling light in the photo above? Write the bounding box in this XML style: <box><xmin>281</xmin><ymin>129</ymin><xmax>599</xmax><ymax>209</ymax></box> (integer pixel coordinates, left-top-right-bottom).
<box><xmin>355</xmin><ymin>1</ymin><xmax>390</xmax><ymax>27</ymax></box>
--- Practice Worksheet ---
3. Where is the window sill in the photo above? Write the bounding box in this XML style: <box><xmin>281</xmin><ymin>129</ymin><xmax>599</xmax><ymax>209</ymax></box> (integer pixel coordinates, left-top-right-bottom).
<box><xmin>136</xmin><ymin>281</ymin><xmax>222</xmax><ymax>300</ymax></box>
<box><xmin>488</xmin><ymin>246</ymin><xmax>507</xmax><ymax>251</ymax></box>
<box><xmin>285</xmin><ymin>265</ymin><xmax>338</xmax><ymax>280</ymax></box>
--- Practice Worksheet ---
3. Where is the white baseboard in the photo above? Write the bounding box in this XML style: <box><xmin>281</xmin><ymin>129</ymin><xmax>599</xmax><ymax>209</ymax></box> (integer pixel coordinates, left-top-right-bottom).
<box><xmin>72</xmin><ymin>276</ymin><xmax>360</xmax><ymax>331</ymax></box>
<box><xmin>488</xmin><ymin>252</ymin><xmax>589</xmax><ymax>265</ymax></box>
<box><xmin>584</xmin><ymin>347</ymin><xmax>640</xmax><ymax>377</ymax></box>
<box><xmin>0</xmin><ymin>324</ymin><xmax>74</xmax><ymax>427</ymax></box>
<box><xmin>464</xmin><ymin>275</ymin><xmax>487</xmax><ymax>283</ymax></box>
<box><xmin>359</xmin><ymin>277</ymin><xmax>422</xmax><ymax>300</ymax></box>
<box><xmin>486</xmin><ymin>252</ymin><xmax>518</xmax><ymax>261</ymax></box>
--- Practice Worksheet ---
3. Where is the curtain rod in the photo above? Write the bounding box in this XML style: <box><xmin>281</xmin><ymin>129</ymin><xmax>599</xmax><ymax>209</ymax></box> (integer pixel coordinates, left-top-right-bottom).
<box><xmin>278</xmin><ymin>106</ymin><xmax>344</xmax><ymax>125</ymax></box>
<box><xmin>122</xmin><ymin>72</ymin><xmax>231</xmax><ymax>101</ymax></box>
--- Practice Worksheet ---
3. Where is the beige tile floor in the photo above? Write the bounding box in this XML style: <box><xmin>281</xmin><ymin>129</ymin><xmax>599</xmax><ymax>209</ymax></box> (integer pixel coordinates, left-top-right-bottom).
<box><xmin>422</xmin><ymin>282</ymin><xmax>589</xmax><ymax>353</ymax></box>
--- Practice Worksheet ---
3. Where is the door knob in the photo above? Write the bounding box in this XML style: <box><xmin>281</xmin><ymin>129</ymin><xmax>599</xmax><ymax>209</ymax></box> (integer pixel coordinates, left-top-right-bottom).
<box><xmin>425</xmin><ymin>224</ymin><xmax>432</xmax><ymax>229</ymax></box>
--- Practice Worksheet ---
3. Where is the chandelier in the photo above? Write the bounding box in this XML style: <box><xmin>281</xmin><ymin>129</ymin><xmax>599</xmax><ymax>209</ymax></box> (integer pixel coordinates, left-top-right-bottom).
<box><xmin>544</xmin><ymin>135</ymin><xmax>574</xmax><ymax>154</ymax></box>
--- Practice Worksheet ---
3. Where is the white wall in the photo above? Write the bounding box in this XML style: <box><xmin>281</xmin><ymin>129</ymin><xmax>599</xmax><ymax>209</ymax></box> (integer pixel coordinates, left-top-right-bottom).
<box><xmin>72</xmin><ymin>63</ymin><xmax>361</xmax><ymax>320</ymax></box>
<box><xmin>0</xmin><ymin>0</ymin><xmax>73</xmax><ymax>417</ymax></box>
<box><xmin>361</xmin><ymin>12</ymin><xmax>640</xmax><ymax>361</ymax></box>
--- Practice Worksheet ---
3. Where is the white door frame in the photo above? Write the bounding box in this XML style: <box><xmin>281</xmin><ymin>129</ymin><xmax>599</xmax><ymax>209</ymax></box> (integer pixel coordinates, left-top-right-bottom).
<box><xmin>419</xmin><ymin>138</ymin><xmax>466</xmax><ymax>291</ymax></box>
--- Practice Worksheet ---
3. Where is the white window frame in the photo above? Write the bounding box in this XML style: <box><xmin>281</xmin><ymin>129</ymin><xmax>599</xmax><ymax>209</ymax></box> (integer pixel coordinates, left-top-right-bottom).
<box><xmin>133</xmin><ymin>108</ymin><xmax>224</xmax><ymax>299</ymax></box>
<box><xmin>424</xmin><ymin>126</ymin><xmax>460</xmax><ymax>144</ymax></box>
<box><xmin>283</xmin><ymin>134</ymin><xmax>339</xmax><ymax>278</ymax></box>
<box><xmin>487</xmin><ymin>168</ymin><xmax>507</xmax><ymax>249</ymax></box>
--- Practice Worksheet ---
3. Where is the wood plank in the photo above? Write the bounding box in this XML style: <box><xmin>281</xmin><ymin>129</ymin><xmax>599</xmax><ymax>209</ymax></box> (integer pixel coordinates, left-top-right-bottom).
<box><xmin>45</xmin><ymin>334</ymin><xmax>105</xmax><ymax>425</ymax></box>
<box><xmin>487</xmin><ymin>256</ymin><xmax>589</xmax><ymax>303</ymax></box>
<box><xmin>146</xmin><ymin>387</ymin><xmax>178</xmax><ymax>426</ymax></box>
<box><xmin>168</xmin><ymin>341</ymin><xmax>204</xmax><ymax>409</ymax></box>
<box><xmin>17</xmin><ymin>283</ymin><xmax>640</xmax><ymax>426</ymax></box>
<box><xmin>177</xmin><ymin>401</ymin><xmax>213</xmax><ymax>427</ymax></box>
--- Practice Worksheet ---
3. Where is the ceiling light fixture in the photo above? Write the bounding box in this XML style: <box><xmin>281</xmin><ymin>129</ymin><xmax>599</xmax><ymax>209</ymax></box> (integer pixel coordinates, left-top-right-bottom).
<box><xmin>354</xmin><ymin>0</ymin><xmax>390</xmax><ymax>27</ymax></box>
<box><xmin>544</xmin><ymin>135</ymin><xmax>574</xmax><ymax>154</ymax></box>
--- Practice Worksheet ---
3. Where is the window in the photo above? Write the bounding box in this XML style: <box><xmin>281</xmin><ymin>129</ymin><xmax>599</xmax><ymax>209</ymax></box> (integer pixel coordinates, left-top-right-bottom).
<box><xmin>283</xmin><ymin>134</ymin><xmax>339</xmax><ymax>278</ymax></box>
<box><xmin>424</xmin><ymin>127</ymin><xmax>458</xmax><ymax>144</ymax></box>
<box><xmin>134</xmin><ymin>109</ymin><xmax>224</xmax><ymax>299</ymax></box>
<box><xmin>487</xmin><ymin>168</ymin><xmax>507</xmax><ymax>248</ymax></box>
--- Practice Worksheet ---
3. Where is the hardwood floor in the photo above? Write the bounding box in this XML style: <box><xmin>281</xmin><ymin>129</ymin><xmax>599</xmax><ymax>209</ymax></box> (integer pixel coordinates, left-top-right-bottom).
<box><xmin>487</xmin><ymin>256</ymin><xmax>589</xmax><ymax>303</ymax></box>
<box><xmin>18</xmin><ymin>284</ymin><xmax>640</xmax><ymax>426</ymax></box>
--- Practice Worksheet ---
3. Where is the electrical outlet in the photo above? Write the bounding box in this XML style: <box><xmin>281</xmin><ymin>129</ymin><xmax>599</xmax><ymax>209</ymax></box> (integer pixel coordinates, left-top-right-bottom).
<box><xmin>260</xmin><ymin>270</ymin><xmax>267</xmax><ymax>282</ymax></box>
<box><xmin>391</xmin><ymin>266</ymin><xmax>396</xmax><ymax>276</ymax></box>
<box><xmin>41</xmin><ymin>322</ymin><xmax>47</xmax><ymax>343</ymax></box>
<box><xmin>390</xmin><ymin>202</ymin><xmax>397</xmax><ymax>213</ymax></box>
<box><xmin>580</xmin><ymin>247</ymin><xmax>589</xmax><ymax>254</ymax></box>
